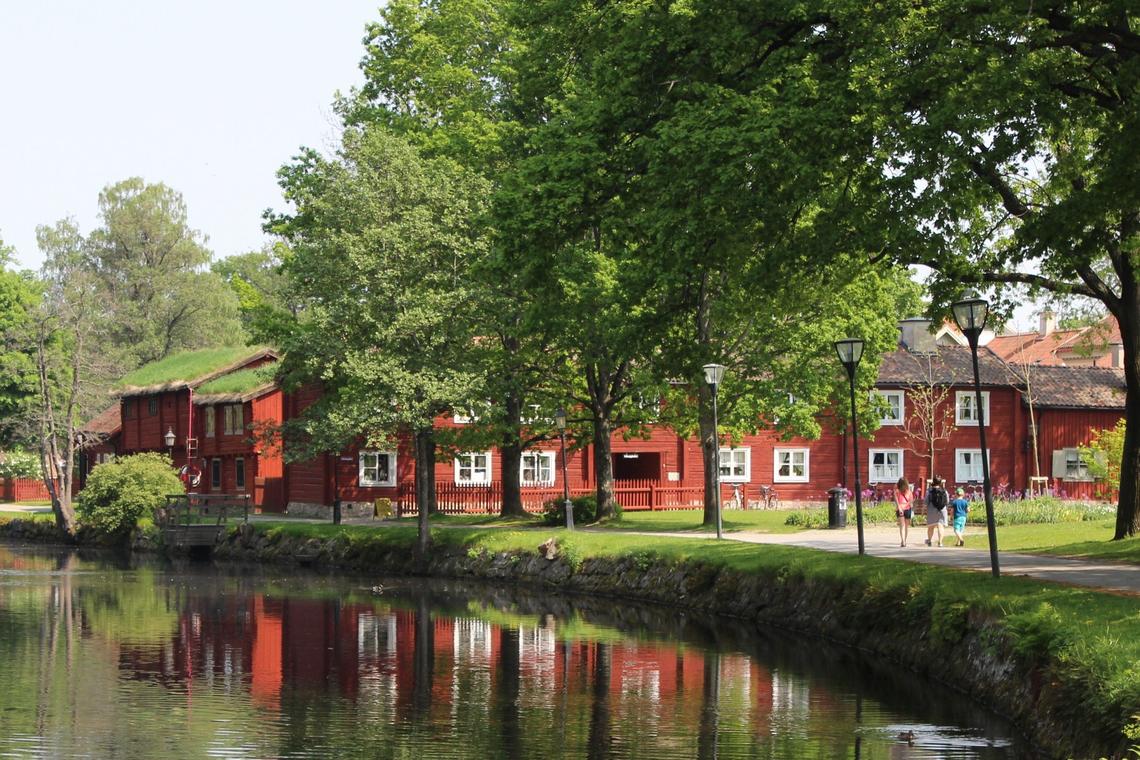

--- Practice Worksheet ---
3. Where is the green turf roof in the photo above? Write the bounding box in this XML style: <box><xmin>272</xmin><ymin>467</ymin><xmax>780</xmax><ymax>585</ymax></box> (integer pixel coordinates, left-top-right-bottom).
<box><xmin>195</xmin><ymin>365</ymin><xmax>277</xmax><ymax>396</ymax></box>
<box><xmin>116</xmin><ymin>346</ymin><xmax>273</xmax><ymax>390</ymax></box>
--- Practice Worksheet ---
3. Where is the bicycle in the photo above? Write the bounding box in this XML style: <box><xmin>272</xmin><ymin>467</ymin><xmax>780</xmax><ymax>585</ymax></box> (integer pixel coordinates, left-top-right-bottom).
<box><xmin>758</xmin><ymin>485</ymin><xmax>779</xmax><ymax>510</ymax></box>
<box><xmin>727</xmin><ymin>483</ymin><xmax>744</xmax><ymax>510</ymax></box>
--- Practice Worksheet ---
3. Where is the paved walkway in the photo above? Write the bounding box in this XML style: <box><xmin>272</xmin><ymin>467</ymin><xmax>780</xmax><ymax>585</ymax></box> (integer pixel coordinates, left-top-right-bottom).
<box><xmin>717</xmin><ymin>526</ymin><xmax>1140</xmax><ymax>596</ymax></box>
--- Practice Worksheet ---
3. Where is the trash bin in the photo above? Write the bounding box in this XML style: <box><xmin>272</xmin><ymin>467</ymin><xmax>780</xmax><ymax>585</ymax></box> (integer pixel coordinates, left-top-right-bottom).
<box><xmin>827</xmin><ymin>487</ymin><xmax>848</xmax><ymax>529</ymax></box>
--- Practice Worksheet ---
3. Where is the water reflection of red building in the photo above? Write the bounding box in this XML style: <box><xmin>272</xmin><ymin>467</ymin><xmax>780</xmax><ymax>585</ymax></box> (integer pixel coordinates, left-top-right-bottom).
<box><xmin>119</xmin><ymin>593</ymin><xmax>797</xmax><ymax>735</ymax></box>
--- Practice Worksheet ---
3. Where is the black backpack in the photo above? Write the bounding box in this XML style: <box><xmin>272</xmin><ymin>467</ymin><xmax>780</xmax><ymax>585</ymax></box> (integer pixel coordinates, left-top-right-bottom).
<box><xmin>930</xmin><ymin>487</ymin><xmax>948</xmax><ymax>511</ymax></box>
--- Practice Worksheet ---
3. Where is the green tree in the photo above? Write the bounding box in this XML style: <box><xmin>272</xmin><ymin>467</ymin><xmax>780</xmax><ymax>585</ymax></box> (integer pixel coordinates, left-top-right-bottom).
<box><xmin>212</xmin><ymin>244</ymin><xmax>298</xmax><ymax>345</ymax></box>
<box><xmin>269</xmin><ymin>126</ymin><xmax>490</xmax><ymax>554</ymax></box>
<box><xmin>0</xmin><ymin>238</ymin><xmax>40</xmax><ymax>447</ymax></box>
<box><xmin>838</xmin><ymin>2</ymin><xmax>1140</xmax><ymax>537</ymax></box>
<box><xmin>87</xmin><ymin>178</ymin><xmax>245</xmax><ymax>364</ymax></box>
<box><xmin>345</xmin><ymin>0</ymin><xmax>569</xmax><ymax>518</ymax></box>
<box><xmin>32</xmin><ymin>220</ymin><xmax>120</xmax><ymax>535</ymax></box>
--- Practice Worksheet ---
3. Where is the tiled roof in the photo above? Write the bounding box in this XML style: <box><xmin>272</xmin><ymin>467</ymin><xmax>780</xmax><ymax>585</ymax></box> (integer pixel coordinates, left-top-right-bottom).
<box><xmin>988</xmin><ymin>316</ymin><xmax>1119</xmax><ymax>366</ymax></box>
<box><xmin>877</xmin><ymin>345</ymin><xmax>1015</xmax><ymax>387</ymax></box>
<box><xmin>1025</xmin><ymin>365</ymin><xmax>1126</xmax><ymax>409</ymax></box>
<box><xmin>82</xmin><ymin>404</ymin><xmax>121</xmax><ymax>436</ymax></box>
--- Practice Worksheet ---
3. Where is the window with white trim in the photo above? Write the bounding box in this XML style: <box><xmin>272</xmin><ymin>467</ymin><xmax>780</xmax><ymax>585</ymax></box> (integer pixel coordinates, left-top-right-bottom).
<box><xmin>774</xmin><ymin>448</ymin><xmax>809</xmax><ymax>483</ymax></box>
<box><xmin>1051</xmin><ymin>448</ymin><xmax>1095</xmax><ymax>482</ymax></box>
<box><xmin>955</xmin><ymin>391</ymin><xmax>990</xmax><ymax>426</ymax></box>
<box><xmin>869</xmin><ymin>449</ymin><xmax>903</xmax><ymax>483</ymax></box>
<box><xmin>873</xmin><ymin>390</ymin><xmax>904</xmax><ymax>425</ymax></box>
<box><xmin>718</xmin><ymin>447</ymin><xmax>750</xmax><ymax>483</ymax></box>
<box><xmin>359</xmin><ymin>451</ymin><xmax>397</xmax><ymax>487</ymax></box>
<box><xmin>455</xmin><ymin>451</ymin><xmax>492</xmax><ymax>484</ymax></box>
<box><xmin>955</xmin><ymin>449</ymin><xmax>989</xmax><ymax>483</ymax></box>
<box><xmin>521</xmin><ymin>451</ymin><xmax>555</xmax><ymax>486</ymax></box>
<box><xmin>204</xmin><ymin>406</ymin><xmax>215</xmax><ymax>438</ymax></box>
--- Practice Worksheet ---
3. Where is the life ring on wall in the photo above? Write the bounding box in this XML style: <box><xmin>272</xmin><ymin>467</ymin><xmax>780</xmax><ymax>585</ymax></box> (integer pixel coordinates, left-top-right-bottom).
<box><xmin>179</xmin><ymin>464</ymin><xmax>202</xmax><ymax>489</ymax></box>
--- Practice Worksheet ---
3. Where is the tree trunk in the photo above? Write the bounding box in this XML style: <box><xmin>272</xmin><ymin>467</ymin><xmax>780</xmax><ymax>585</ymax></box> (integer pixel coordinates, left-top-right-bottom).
<box><xmin>414</xmin><ymin>425</ymin><xmax>436</xmax><ymax>554</ymax></box>
<box><xmin>699</xmin><ymin>382</ymin><xmax>718</xmax><ymax>527</ymax></box>
<box><xmin>593</xmin><ymin>412</ymin><xmax>616</xmax><ymax>520</ymax></box>
<box><xmin>499</xmin><ymin>390</ymin><xmax>527</xmax><ymax>517</ymax></box>
<box><xmin>1116</xmin><ymin>304</ymin><xmax>1140</xmax><ymax>538</ymax></box>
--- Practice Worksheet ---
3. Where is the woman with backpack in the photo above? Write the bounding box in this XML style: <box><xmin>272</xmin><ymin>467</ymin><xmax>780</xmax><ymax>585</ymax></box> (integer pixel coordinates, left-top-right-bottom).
<box><xmin>925</xmin><ymin>476</ymin><xmax>948</xmax><ymax>547</ymax></box>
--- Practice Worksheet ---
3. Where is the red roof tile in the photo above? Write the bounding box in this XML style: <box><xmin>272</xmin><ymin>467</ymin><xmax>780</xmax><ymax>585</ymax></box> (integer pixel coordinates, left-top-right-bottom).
<box><xmin>1024</xmin><ymin>365</ymin><xmax>1126</xmax><ymax>409</ymax></box>
<box><xmin>82</xmin><ymin>404</ymin><xmax>121</xmax><ymax>436</ymax></box>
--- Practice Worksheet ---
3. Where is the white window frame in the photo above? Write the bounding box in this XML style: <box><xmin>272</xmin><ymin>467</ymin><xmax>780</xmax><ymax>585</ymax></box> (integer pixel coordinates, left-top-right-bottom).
<box><xmin>520</xmin><ymin>451</ymin><xmax>555</xmax><ymax>486</ymax></box>
<box><xmin>205</xmin><ymin>406</ymin><xmax>215</xmax><ymax>438</ymax></box>
<box><xmin>455</xmin><ymin>451</ymin><xmax>492</xmax><ymax>485</ymax></box>
<box><xmin>955</xmin><ymin>448</ymin><xmax>989</xmax><ymax>483</ymax></box>
<box><xmin>235</xmin><ymin>457</ymin><xmax>246</xmax><ymax>490</ymax></box>
<box><xmin>955</xmin><ymin>391</ymin><xmax>990</xmax><ymax>426</ymax></box>
<box><xmin>773</xmin><ymin>448</ymin><xmax>809</xmax><ymax>483</ymax></box>
<box><xmin>359</xmin><ymin>450</ymin><xmax>397</xmax><ymax>488</ymax></box>
<box><xmin>873</xmin><ymin>390</ymin><xmax>904</xmax><ymax>426</ymax></box>
<box><xmin>718</xmin><ymin>447</ymin><xmax>750</xmax><ymax>483</ymax></box>
<box><xmin>223</xmin><ymin>404</ymin><xmax>244</xmax><ymax>435</ymax></box>
<box><xmin>868</xmin><ymin>449</ymin><xmax>903</xmax><ymax>483</ymax></box>
<box><xmin>1064</xmin><ymin>449</ymin><xmax>1090</xmax><ymax>481</ymax></box>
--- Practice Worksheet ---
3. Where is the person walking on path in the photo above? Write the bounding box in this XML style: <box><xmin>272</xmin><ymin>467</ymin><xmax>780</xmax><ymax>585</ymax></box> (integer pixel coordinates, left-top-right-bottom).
<box><xmin>895</xmin><ymin>477</ymin><xmax>914</xmax><ymax>547</ymax></box>
<box><xmin>925</xmin><ymin>476</ymin><xmax>948</xmax><ymax>547</ymax></box>
<box><xmin>950</xmin><ymin>487</ymin><xmax>970</xmax><ymax>546</ymax></box>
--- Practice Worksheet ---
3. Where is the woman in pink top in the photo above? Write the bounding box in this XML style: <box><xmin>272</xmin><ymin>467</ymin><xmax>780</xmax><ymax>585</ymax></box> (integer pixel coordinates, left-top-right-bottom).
<box><xmin>895</xmin><ymin>476</ymin><xmax>914</xmax><ymax>547</ymax></box>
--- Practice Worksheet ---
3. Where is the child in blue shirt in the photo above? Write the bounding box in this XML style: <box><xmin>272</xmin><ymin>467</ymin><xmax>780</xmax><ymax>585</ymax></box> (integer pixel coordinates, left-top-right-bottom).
<box><xmin>951</xmin><ymin>488</ymin><xmax>970</xmax><ymax>546</ymax></box>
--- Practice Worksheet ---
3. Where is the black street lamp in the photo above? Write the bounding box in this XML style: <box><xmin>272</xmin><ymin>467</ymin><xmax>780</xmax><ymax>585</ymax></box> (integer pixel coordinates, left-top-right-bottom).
<box><xmin>834</xmin><ymin>338</ymin><xmax>866</xmax><ymax>556</ymax></box>
<box><xmin>703</xmin><ymin>363</ymin><xmax>726</xmax><ymax>539</ymax></box>
<box><xmin>952</xmin><ymin>291</ymin><xmax>1001</xmax><ymax>578</ymax></box>
<box><xmin>555</xmin><ymin>408</ymin><xmax>574</xmax><ymax>530</ymax></box>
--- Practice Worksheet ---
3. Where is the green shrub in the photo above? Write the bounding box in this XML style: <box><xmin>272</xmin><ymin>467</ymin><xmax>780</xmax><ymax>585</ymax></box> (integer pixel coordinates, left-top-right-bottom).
<box><xmin>78</xmin><ymin>453</ymin><xmax>184</xmax><ymax>537</ymax></box>
<box><xmin>0</xmin><ymin>449</ymin><xmax>41</xmax><ymax>479</ymax></box>
<box><xmin>542</xmin><ymin>494</ymin><xmax>605</xmax><ymax>526</ymax></box>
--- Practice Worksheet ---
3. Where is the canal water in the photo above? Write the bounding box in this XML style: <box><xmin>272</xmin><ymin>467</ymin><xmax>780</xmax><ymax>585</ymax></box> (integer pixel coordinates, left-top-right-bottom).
<box><xmin>0</xmin><ymin>543</ymin><xmax>1034</xmax><ymax>758</ymax></box>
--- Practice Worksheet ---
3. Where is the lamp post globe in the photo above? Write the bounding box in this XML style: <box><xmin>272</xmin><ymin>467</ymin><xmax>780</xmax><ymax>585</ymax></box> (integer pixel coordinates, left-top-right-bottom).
<box><xmin>951</xmin><ymin>291</ymin><xmax>1001</xmax><ymax>578</ymax></box>
<box><xmin>834</xmin><ymin>338</ymin><xmax>866</xmax><ymax>556</ymax></box>
<box><xmin>164</xmin><ymin>427</ymin><xmax>176</xmax><ymax>461</ymax></box>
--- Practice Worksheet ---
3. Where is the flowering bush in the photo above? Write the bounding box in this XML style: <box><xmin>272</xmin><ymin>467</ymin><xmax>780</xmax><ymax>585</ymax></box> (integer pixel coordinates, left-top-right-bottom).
<box><xmin>0</xmin><ymin>450</ymin><xmax>41</xmax><ymax>479</ymax></box>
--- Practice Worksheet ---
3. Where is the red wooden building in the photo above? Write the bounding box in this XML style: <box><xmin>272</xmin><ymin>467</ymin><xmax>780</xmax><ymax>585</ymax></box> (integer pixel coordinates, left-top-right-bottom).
<box><xmin>82</xmin><ymin>319</ymin><xmax>1125</xmax><ymax>516</ymax></box>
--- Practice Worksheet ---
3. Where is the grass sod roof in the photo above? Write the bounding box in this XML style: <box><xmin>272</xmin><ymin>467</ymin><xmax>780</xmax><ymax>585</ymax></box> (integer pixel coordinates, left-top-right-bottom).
<box><xmin>114</xmin><ymin>346</ymin><xmax>276</xmax><ymax>397</ymax></box>
<box><xmin>193</xmin><ymin>365</ymin><xmax>278</xmax><ymax>403</ymax></box>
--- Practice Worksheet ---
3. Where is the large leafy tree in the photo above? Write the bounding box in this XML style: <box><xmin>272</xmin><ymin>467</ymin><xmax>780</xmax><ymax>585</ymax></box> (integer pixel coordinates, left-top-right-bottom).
<box><xmin>213</xmin><ymin>244</ymin><xmax>299</xmax><ymax>345</ymax></box>
<box><xmin>344</xmin><ymin>0</ymin><xmax>569</xmax><ymax>518</ymax></box>
<box><xmin>269</xmin><ymin>126</ymin><xmax>490</xmax><ymax>554</ymax></box>
<box><xmin>87</xmin><ymin>178</ymin><xmax>244</xmax><ymax>365</ymax></box>
<box><xmin>840</xmin><ymin>2</ymin><xmax>1140</xmax><ymax>537</ymax></box>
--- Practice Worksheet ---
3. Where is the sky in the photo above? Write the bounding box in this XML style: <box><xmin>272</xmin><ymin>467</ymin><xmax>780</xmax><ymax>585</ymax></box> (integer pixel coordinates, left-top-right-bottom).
<box><xmin>0</xmin><ymin>0</ymin><xmax>381</xmax><ymax>270</ymax></box>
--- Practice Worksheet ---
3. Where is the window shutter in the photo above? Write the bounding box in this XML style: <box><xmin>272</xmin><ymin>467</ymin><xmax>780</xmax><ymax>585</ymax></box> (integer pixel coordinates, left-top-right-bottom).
<box><xmin>1051</xmin><ymin>449</ymin><xmax>1068</xmax><ymax>479</ymax></box>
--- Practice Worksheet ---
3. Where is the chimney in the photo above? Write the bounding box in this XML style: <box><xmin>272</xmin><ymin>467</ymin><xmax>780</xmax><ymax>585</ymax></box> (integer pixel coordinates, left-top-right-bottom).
<box><xmin>899</xmin><ymin>318</ymin><xmax>937</xmax><ymax>354</ymax></box>
<box><xmin>1039</xmin><ymin>309</ymin><xmax>1056</xmax><ymax>338</ymax></box>
<box><xmin>1112</xmin><ymin>342</ymin><xmax>1124</xmax><ymax>368</ymax></box>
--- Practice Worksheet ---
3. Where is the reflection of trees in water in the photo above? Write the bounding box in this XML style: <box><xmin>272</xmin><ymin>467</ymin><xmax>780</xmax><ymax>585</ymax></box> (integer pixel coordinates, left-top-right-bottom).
<box><xmin>587</xmin><ymin>642</ymin><xmax>612</xmax><ymax>760</ymax></box>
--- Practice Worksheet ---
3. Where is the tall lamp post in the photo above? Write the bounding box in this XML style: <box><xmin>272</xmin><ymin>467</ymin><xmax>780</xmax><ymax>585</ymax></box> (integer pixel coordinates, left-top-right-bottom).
<box><xmin>555</xmin><ymin>408</ymin><xmax>574</xmax><ymax>530</ymax></box>
<box><xmin>834</xmin><ymin>338</ymin><xmax>866</xmax><ymax>556</ymax></box>
<box><xmin>952</xmin><ymin>291</ymin><xmax>1001</xmax><ymax>578</ymax></box>
<box><xmin>164</xmin><ymin>426</ymin><xmax>176</xmax><ymax>462</ymax></box>
<box><xmin>703</xmin><ymin>363</ymin><xmax>726</xmax><ymax>539</ymax></box>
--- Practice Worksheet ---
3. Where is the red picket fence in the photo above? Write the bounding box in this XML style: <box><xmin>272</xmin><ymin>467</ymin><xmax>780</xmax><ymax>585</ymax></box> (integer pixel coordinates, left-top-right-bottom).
<box><xmin>394</xmin><ymin>478</ymin><xmax>707</xmax><ymax>516</ymax></box>
<box><xmin>0</xmin><ymin>477</ymin><xmax>54</xmax><ymax>503</ymax></box>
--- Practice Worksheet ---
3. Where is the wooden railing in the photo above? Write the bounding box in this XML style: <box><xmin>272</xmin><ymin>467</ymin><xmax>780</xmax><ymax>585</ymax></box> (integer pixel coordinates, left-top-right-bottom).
<box><xmin>161</xmin><ymin>492</ymin><xmax>250</xmax><ymax>528</ymax></box>
<box><xmin>394</xmin><ymin>479</ymin><xmax>706</xmax><ymax>516</ymax></box>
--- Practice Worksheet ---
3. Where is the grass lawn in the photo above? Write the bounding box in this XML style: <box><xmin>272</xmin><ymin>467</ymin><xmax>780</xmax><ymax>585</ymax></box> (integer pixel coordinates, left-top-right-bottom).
<box><xmin>988</xmin><ymin>519</ymin><xmax>1140</xmax><ymax>564</ymax></box>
